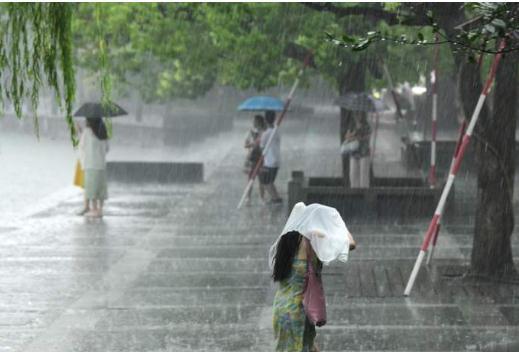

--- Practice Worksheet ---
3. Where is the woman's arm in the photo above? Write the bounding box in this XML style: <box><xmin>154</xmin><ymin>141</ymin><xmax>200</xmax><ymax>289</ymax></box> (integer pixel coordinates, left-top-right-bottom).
<box><xmin>347</xmin><ymin>231</ymin><xmax>356</xmax><ymax>251</ymax></box>
<box><xmin>344</xmin><ymin>130</ymin><xmax>356</xmax><ymax>141</ymax></box>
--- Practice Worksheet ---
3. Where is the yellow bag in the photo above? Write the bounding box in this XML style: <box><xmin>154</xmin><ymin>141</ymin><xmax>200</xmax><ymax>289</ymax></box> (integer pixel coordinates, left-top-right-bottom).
<box><xmin>73</xmin><ymin>160</ymin><xmax>84</xmax><ymax>188</ymax></box>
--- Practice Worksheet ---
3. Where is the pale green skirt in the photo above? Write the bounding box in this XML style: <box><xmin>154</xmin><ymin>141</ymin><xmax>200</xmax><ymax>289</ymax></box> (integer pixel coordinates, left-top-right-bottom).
<box><xmin>84</xmin><ymin>169</ymin><xmax>108</xmax><ymax>200</ymax></box>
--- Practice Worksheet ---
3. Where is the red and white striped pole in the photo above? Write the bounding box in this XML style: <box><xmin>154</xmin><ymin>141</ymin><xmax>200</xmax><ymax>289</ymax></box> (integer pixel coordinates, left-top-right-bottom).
<box><xmin>426</xmin><ymin>120</ymin><xmax>467</xmax><ymax>265</ymax></box>
<box><xmin>428</xmin><ymin>34</ymin><xmax>440</xmax><ymax>187</ymax></box>
<box><xmin>237</xmin><ymin>55</ymin><xmax>313</xmax><ymax>209</ymax></box>
<box><xmin>426</xmin><ymin>49</ymin><xmax>487</xmax><ymax>264</ymax></box>
<box><xmin>404</xmin><ymin>40</ymin><xmax>506</xmax><ymax>296</ymax></box>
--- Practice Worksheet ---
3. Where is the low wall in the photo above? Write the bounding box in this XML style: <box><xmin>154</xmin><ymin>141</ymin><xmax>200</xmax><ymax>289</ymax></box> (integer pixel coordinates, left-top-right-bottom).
<box><xmin>288</xmin><ymin>171</ymin><xmax>450</xmax><ymax>220</ymax></box>
<box><xmin>107</xmin><ymin>161</ymin><xmax>204</xmax><ymax>183</ymax></box>
<box><xmin>0</xmin><ymin>112</ymin><xmax>234</xmax><ymax>148</ymax></box>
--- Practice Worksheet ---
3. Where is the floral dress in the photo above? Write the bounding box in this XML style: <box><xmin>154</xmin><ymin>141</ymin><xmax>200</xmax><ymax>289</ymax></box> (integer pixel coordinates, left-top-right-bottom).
<box><xmin>273</xmin><ymin>256</ymin><xmax>316</xmax><ymax>352</ymax></box>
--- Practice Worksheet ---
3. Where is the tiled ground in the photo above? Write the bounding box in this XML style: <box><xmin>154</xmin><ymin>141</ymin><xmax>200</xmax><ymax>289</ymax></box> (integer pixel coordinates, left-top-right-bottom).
<box><xmin>1</xmin><ymin>115</ymin><xmax>518</xmax><ymax>351</ymax></box>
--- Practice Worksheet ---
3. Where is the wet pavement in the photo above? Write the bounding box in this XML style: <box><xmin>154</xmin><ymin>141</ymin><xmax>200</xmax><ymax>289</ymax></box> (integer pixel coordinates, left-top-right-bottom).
<box><xmin>1</xmin><ymin>114</ymin><xmax>519</xmax><ymax>351</ymax></box>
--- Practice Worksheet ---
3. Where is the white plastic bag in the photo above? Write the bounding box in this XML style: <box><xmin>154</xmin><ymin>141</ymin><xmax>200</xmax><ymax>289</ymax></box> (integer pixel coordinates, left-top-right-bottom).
<box><xmin>269</xmin><ymin>202</ymin><xmax>351</xmax><ymax>267</ymax></box>
<box><xmin>340</xmin><ymin>140</ymin><xmax>359</xmax><ymax>156</ymax></box>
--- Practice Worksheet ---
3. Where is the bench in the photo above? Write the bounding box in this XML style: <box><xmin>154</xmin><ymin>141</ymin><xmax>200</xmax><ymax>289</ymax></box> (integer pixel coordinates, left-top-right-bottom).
<box><xmin>288</xmin><ymin>169</ymin><xmax>450</xmax><ymax>220</ymax></box>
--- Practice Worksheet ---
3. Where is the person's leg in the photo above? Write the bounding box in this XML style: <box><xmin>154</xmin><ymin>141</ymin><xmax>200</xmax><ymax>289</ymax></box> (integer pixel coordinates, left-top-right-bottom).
<box><xmin>78</xmin><ymin>196</ymin><xmax>90</xmax><ymax>215</ymax></box>
<box><xmin>85</xmin><ymin>198</ymin><xmax>99</xmax><ymax>217</ymax></box>
<box><xmin>266</xmin><ymin>183</ymin><xmax>281</xmax><ymax>201</ymax></box>
<box><xmin>97</xmin><ymin>200</ymin><xmax>104</xmax><ymax>216</ymax></box>
<box><xmin>258</xmin><ymin>180</ymin><xmax>265</xmax><ymax>201</ymax></box>
<box><xmin>245</xmin><ymin>181</ymin><xmax>253</xmax><ymax>205</ymax></box>
<box><xmin>349</xmin><ymin>157</ymin><xmax>360</xmax><ymax>188</ymax></box>
<box><xmin>258</xmin><ymin>168</ymin><xmax>268</xmax><ymax>202</ymax></box>
<box><xmin>360</xmin><ymin>157</ymin><xmax>370</xmax><ymax>188</ymax></box>
<box><xmin>267</xmin><ymin>168</ymin><xmax>282</xmax><ymax>202</ymax></box>
<box><xmin>91</xmin><ymin>199</ymin><xmax>99</xmax><ymax>212</ymax></box>
<box><xmin>79</xmin><ymin>170</ymin><xmax>91</xmax><ymax>215</ymax></box>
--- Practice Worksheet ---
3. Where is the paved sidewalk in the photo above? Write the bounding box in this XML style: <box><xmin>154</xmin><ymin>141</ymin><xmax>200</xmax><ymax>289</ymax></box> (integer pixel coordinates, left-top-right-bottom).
<box><xmin>1</xmin><ymin>114</ymin><xmax>519</xmax><ymax>351</ymax></box>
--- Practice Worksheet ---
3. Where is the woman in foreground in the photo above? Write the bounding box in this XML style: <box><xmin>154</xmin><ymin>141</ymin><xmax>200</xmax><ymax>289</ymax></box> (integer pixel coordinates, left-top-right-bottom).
<box><xmin>270</xmin><ymin>203</ymin><xmax>356</xmax><ymax>352</ymax></box>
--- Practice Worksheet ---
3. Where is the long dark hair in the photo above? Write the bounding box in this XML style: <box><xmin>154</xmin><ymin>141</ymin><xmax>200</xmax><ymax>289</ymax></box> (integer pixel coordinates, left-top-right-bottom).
<box><xmin>253</xmin><ymin>114</ymin><xmax>266</xmax><ymax>130</ymax></box>
<box><xmin>86</xmin><ymin>118</ymin><xmax>108</xmax><ymax>140</ymax></box>
<box><xmin>272</xmin><ymin>231</ymin><xmax>302</xmax><ymax>282</ymax></box>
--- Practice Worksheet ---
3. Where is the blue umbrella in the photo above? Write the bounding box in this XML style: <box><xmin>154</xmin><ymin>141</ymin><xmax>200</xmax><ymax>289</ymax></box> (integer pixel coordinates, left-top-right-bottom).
<box><xmin>238</xmin><ymin>96</ymin><xmax>284</xmax><ymax>112</ymax></box>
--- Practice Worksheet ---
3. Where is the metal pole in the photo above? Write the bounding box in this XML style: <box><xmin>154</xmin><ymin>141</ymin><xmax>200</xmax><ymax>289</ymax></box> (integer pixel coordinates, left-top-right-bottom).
<box><xmin>426</xmin><ymin>120</ymin><xmax>467</xmax><ymax>265</ymax></box>
<box><xmin>404</xmin><ymin>40</ymin><xmax>506</xmax><ymax>296</ymax></box>
<box><xmin>429</xmin><ymin>34</ymin><xmax>440</xmax><ymax>187</ymax></box>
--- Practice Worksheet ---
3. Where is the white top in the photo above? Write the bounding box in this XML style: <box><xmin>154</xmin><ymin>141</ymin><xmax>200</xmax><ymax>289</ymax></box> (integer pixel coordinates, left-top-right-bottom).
<box><xmin>260</xmin><ymin>127</ymin><xmax>280</xmax><ymax>168</ymax></box>
<box><xmin>269</xmin><ymin>202</ymin><xmax>351</xmax><ymax>267</ymax></box>
<box><xmin>79</xmin><ymin>128</ymin><xmax>109</xmax><ymax>170</ymax></box>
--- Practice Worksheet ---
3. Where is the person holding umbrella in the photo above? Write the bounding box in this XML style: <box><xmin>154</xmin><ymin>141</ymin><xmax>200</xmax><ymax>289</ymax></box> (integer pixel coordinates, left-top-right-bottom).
<box><xmin>335</xmin><ymin>93</ymin><xmax>376</xmax><ymax>189</ymax></box>
<box><xmin>270</xmin><ymin>202</ymin><xmax>356</xmax><ymax>352</ymax></box>
<box><xmin>243</xmin><ymin>114</ymin><xmax>266</xmax><ymax>205</ymax></box>
<box><xmin>345</xmin><ymin>112</ymin><xmax>372</xmax><ymax>188</ymax></box>
<box><xmin>259</xmin><ymin>110</ymin><xmax>283</xmax><ymax>204</ymax></box>
<box><xmin>74</xmin><ymin>101</ymin><xmax>126</xmax><ymax>217</ymax></box>
<box><xmin>237</xmin><ymin>97</ymin><xmax>284</xmax><ymax>205</ymax></box>
<box><xmin>79</xmin><ymin>117</ymin><xmax>109</xmax><ymax>218</ymax></box>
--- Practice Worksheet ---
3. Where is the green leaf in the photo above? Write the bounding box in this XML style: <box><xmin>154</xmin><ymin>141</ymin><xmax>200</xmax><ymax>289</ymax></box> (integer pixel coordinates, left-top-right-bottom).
<box><xmin>341</xmin><ymin>34</ymin><xmax>356</xmax><ymax>44</ymax></box>
<box><xmin>352</xmin><ymin>38</ymin><xmax>370</xmax><ymax>51</ymax></box>
<box><xmin>491</xmin><ymin>18</ymin><xmax>506</xmax><ymax>29</ymax></box>
<box><xmin>484</xmin><ymin>24</ymin><xmax>496</xmax><ymax>33</ymax></box>
<box><xmin>417</xmin><ymin>32</ymin><xmax>424</xmax><ymax>42</ymax></box>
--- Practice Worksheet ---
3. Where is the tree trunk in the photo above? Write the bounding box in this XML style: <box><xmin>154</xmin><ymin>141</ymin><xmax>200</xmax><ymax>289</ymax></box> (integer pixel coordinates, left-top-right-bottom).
<box><xmin>469</xmin><ymin>49</ymin><xmax>519</xmax><ymax>280</ymax></box>
<box><xmin>338</xmin><ymin>61</ymin><xmax>366</xmax><ymax>186</ymax></box>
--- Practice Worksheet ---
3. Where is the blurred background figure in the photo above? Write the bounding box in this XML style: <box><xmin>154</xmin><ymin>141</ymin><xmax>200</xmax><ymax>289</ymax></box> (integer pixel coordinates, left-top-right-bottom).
<box><xmin>79</xmin><ymin>118</ymin><xmax>110</xmax><ymax>218</ymax></box>
<box><xmin>259</xmin><ymin>110</ymin><xmax>282</xmax><ymax>204</ymax></box>
<box><xmin>74</xmin><ymin>121</ymin><xmax>87</xmax><ymax>214</ymax></box>
<box><xmin>243</xmin><ymin>114</ymin><xmax>266</xmax><ymax>205</ymax></box>
<box><xmin>345</xmin><ymin>112</ymin><xmax>372</xmax><ymax>188</ymax></box>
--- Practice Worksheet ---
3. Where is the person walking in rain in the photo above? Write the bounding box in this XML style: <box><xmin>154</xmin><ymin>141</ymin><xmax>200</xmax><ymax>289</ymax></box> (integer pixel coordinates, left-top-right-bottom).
<box><xmin>244</xmin><ymin>114</ymin><xmax>266</xmax><ymax>205</ymax></box>
<box><xmin>259</xmin><ymin>110</ymin><xmax>282</xmax><ymax>204</ymax></box>
<box><xmin>79</xmin><ymin>118</ymin><xmax>109</xmax><ymax>218</ymax></box>
<box><xmin>344</xmin><ymin>112</ymin><xmax>372</xmax><ymax>188</ymax></box>
<box><xmin>270</xmin><ymin>202</ymin><xmax>356</xmax><ymax>352</ymax></box>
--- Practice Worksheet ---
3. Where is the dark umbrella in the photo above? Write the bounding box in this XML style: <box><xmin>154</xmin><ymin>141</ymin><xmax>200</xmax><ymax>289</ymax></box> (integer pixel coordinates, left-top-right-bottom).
<box><xmin>73</xmin><ymin>102</ymin><xmax>128</xmax><ymax>119</ymax></box>
<box><xmin>334</xmin><ymin>92</ymin><xmax>388</xmax><ymax>113</ymax></box>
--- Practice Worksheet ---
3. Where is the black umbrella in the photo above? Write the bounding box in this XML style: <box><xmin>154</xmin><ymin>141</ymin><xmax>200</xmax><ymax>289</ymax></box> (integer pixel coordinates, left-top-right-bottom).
<box><xmin>334</xmin><ymin>92</ymin><xmax>387</xmax><ymax>113</ymax></box>
<box><xmin>73</xmin><ymin>102</ymin><xmax>128</xmax><ymax>119</ymax></box>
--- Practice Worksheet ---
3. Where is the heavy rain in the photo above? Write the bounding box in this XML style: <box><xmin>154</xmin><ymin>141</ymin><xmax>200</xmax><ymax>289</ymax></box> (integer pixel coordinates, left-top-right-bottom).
<box><xmin>0</xmin><ymin>2</ymin><xmax>518</xmax><ymax>352</ymax></box>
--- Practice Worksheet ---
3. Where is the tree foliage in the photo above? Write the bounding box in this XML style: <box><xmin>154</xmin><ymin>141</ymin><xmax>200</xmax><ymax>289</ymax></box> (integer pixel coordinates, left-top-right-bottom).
<box><xmin>0</xmin><ymin>3</ymin><xmax>76</xmax><ymax>143</ymax></box>
<box><xmin>73</xmin><ymin>3</ymin><xmax>218</xmax><ymax>102</ymax></box>
<box><xmin>327</xmin><ymin>3</ymin><xmax>519</xmax><ymax>57</ymax></box>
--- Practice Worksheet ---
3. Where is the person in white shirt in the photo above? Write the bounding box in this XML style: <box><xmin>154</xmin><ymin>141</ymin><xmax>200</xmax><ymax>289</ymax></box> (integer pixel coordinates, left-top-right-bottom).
<box><xmin>259</xmin><ymin>110</ymin><xmax>282</xmax><ymax>204</ymax></box>
<box><xmin>79</xmin><ymin>118</ymin><xmax>109</xmax><ymax>218</ymax></box>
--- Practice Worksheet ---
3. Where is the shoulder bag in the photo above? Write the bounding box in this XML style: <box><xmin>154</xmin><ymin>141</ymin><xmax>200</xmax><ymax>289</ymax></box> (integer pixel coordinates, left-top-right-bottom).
<box><xmin>303</xmin><ymin>238</ymin><xmax>327</xmax><ymax>327</ymax></box>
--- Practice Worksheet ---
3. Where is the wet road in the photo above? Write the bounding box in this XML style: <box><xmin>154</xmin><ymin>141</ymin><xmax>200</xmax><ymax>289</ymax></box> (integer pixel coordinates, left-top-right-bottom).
<box><xmin>1</xmin><ymin>115</ymin><xmax>519</xmax><ymax>351</ymax></box>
